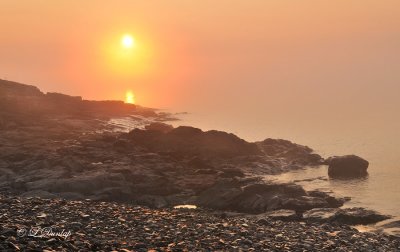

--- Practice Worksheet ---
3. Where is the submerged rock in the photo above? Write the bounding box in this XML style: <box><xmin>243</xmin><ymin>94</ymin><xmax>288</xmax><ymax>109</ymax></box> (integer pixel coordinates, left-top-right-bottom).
<box><xmin>327</xmin><ymin>155</ymin><xmax>369</xmax><ymax>178</ymax></box>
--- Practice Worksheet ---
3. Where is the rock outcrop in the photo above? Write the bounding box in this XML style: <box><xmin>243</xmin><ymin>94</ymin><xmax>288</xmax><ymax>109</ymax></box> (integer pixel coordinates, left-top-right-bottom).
<box><xmin>0</xmin><ymin>79</ymin><xmax>377</xmax><ymax>218</ymax></box>
<box><xmin>128</xmin><ymin>126</ymin><xmax>261</xmax><ymax>158</ymax></box>
<box><xmin>195</xmin><ymin>179</ymin><xmax>344</xmax><ymax>214</ymax></box>
<box><xmin>258</xmin><ymin>138</ymin><xmax>323</xmax><ymax>166</ymax></box>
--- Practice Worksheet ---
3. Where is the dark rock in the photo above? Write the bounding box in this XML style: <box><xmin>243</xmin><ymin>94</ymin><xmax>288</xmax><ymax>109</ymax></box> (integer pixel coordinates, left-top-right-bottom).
<box><xmin>303</xmin><ymin>207</ymin><xmax>390</xmax><ymax>225</ymax></box>
<box><xmin>144</xmin><ymin>122</ymin><xmax>174</xmax><ymax>133</ymax></box>
<box><xmin>195</xmin><ymin>179</ymin><xmax>243</xmax><ymax>210</ymax></box>
<box><xmin>380</xmin><ymin>219</ymin><xmax>400</xmax><ymax>229</ymax></box>
<box><xmin>195</xmin><ymin>169</ymin><xmax>218</xmax><ymax>175</ymax></box>
<box><xmin>60</xmin><ymin>156</ymin><xmax>84</xmax><ymax>173</ymax></box>
<box><xmin>134</xmin><ymin>195</ymin><xmax>168</xmax><ymax>208</ymax></box>
<box><xmin>258</xmin><ymin>138</ymin><xmax>322</xmax><ymax>165</ymax></box>
<box><xmin>303</xmin><ymin>208</ymin><xmax>340</xmax><ymax>222</ymax></box>
<box><xmin>187</xmin><ymin>157</ymin><xmax>214</xmax><ymax>170</ymax></box>
<box><xmin>308</xmin><ymin>190</ymin><xmax>347</xmax><ymax>208</ymax></box>
<box><xmin>263</xmin><ymin>209</ymin><xmax>299</xmax><ymax>221</ymax></box>
<box><xmin>328</xmin><ymin>155</ymin><xmax>369</xmax><ymax>178</ymax></box>
<box><xmin>334</xmin><ymin>207</ymin><xmax>390</xmax><ymax>225</ymax></box>
<box><xmin>281</xmin><ymin>196</ymin><xmax>329</xmax><ymax>211</ymax></box>
<box><xmin>196</xmin><ymin>179</ymin><xmax>314</xmax><ymax>214</ymax></box>
<box><xmin>219</xmin><ymin>168</ymin><xmax>245</xmax><ymax>178</ymax></box>
<box><xmin>129</xmin><ymin>126</ymin><xmax>261</xmax><ymax>158</ymax></box>
<box><xmin>113</xmin><ymin>139</ymin><xmax>131</xmax><ymax>152</ymax></box>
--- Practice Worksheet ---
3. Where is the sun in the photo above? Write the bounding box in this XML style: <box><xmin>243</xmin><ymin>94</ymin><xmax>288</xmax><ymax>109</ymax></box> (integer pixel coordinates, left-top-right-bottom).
<box><xmin>125</xmin><ymin>91</ymin><xmax>135</xmax><ymax>104</ymax></box>
<box><xmin>121</xmin><ymin>34</ymin><xmax>134</xmax><ymax>48</ymax></box>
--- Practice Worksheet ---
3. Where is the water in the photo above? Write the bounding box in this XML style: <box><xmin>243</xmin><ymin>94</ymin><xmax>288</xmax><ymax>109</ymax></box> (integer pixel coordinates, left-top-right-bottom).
<box><xmin>170</xmin><ymin>113</ymin><xmax>400</xmax><ymax>218</ymax></box>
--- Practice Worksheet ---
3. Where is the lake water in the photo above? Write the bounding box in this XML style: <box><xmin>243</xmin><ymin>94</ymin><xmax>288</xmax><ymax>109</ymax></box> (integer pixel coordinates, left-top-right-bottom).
<box><xmin>170</xmin><ymin>113</ymin><xmax>400</xmax><ymax>218</ymax></box>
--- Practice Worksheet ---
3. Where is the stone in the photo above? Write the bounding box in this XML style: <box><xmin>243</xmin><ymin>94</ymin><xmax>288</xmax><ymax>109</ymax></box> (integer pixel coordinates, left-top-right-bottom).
<box><xmin>303</xmin><ymin>207</ymin><xmax>390</xmax><ymax>225</ymax></box>
<box><xmin>281</xmin><ymin>196</ymin><xmax>329</xmax><ymax>211</ymax></box>
<box><xmin>303</xmin><ymin>208</ymin><xmax>340</xmax><ymax>222</ymax></box>
<box><xmin>327</xmin><ymin>155</ymin><xmax>369</xmax><ymax>178</ymax></box>
<box><xmin>263</xmin><ymin>209</ymin><xmax>299</xmax><ymax>221</ymax></box>
<box><xmin>334</xmin><ymin>207</ymin><xmax>390</xmax><ymax>225</ymax></box>
<box><xmin>144</xmin><ymin>122</ymin><xmax>174</xmax><ymax>133</ymax></box>
<box><xmin>128</xmin><ymin>126</ymin><xmax>261</xmax><ymax>158</ymax></box>
<box><xmin>219</xmin><ymin>168</ymin><xmax>245</xmax><ymax>178</ymax></box>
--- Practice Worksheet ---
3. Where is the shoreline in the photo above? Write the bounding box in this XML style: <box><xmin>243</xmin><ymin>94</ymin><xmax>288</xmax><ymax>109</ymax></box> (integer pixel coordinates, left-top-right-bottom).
<box><xmin>1</xmin><ymin>79</ymin><xmax>399</xmax><ymax>250</ymax></box>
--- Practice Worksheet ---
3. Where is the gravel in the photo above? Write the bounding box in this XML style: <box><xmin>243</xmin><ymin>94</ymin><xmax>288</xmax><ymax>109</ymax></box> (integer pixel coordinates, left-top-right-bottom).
<box><xmin>0</xmin><ymin>194</ymin><xmax>399</xmax><ymax>251</ymax></box>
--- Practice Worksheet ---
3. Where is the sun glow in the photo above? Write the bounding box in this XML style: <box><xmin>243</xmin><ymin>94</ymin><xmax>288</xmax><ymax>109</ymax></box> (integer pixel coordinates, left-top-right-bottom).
<box><xmin>121</xmin><ymin>34</ymin><xmax>134</xmax><ymax>48</ymax></box>
<box><xmin>125</xmin><ymin>91</ymin><xmax>135</xmax><ymax>104</ymax></box>
<box><xmin>100</xmin><ymin>31</ymin><xmax>154</xmax><ymax>78</ymax></box>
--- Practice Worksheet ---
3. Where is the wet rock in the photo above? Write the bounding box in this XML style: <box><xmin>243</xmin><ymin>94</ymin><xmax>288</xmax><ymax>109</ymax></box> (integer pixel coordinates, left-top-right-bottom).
<box><xmin>308</xmin><ymin>190</ymin><xmax>347</xmax><ymax>208</ymax></box>
<box><xmin>281</xmin><ymin>196</ymin><xmax>329</xmax><ymax>211</ymax></box>
<box><xmin>327</xmin><ymin>155</ymin><xmax>369</xmax><ymax>178</ymax></box>
<box><xmin>303</xmin><ymin>207</ymin><xmax>390</xmax><ymax>225</ymax></box>
<box><xmin>334</xmin><ymin>207</ymin><xmax>390</xmax><ymax>225</ymax></box>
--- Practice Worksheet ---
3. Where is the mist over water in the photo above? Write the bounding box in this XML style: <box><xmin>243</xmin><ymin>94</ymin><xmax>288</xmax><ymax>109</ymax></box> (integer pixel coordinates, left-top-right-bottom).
<box><xmin>172</xmin><ymin>112</ymin><xmax>400</xmax><ymax>217</ymax></box>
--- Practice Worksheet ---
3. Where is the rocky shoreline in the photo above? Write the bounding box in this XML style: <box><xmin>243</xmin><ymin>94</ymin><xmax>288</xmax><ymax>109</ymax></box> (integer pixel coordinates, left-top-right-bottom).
<box><xmin>1</xmin><ymin>79</ymin><xmax>399</xmax><ymax>250</ymax></box>
<box><xmin>1</xmin><ymin>194</ymin><xmax>399</xmax><ymax>251</ymax></box>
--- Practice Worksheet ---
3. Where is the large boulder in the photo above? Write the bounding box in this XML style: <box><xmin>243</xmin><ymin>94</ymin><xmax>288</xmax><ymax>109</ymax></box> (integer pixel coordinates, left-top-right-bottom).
<box><xmin>328</xmin><ymin>155</ymin><xmax>369</xmax><ymax>178</ymax></box>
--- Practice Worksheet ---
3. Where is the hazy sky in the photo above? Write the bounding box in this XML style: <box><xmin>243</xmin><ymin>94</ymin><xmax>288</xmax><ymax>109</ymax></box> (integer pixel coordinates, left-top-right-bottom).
<box><xmin>1</xmin><ymin>1</ymin><xmax>400</xmax><ymax>138</ymax></box>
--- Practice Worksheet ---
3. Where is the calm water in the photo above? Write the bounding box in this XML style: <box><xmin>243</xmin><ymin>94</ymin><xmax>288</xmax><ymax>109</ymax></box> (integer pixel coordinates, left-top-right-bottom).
<box><xmin>171</xmin><ymin>113</ymin><xmax>400</xmax><ymax>218</ymax></box>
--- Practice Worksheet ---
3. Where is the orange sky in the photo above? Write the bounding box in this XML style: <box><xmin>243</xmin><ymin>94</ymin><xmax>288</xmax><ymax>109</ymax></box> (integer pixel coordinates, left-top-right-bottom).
<box><xmin>1</xmin><ymin>1</ymin><xmax>400</xmax><ymax>130</ymax></box>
